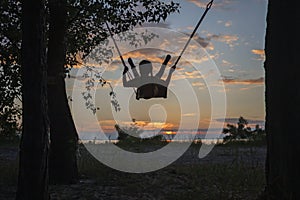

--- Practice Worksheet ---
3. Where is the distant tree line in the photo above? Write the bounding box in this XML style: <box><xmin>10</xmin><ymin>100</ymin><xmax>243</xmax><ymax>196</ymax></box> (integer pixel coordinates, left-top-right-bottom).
<box><xmin>222</xmin><ymin>116</ymin><xmax>266</xmax><ymax>143</ymax></box>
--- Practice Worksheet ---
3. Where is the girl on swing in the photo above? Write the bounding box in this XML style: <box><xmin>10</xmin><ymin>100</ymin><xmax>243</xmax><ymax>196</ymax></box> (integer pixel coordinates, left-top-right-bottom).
<box><xmin>122</xmin><ymin>55</ymin><xmax>175</xmax><ymax>100</ymax></box>
<box><xmin>108</xmin><ymin>0</ymin><xmax>213</xmax><ymax>99</ymax></box>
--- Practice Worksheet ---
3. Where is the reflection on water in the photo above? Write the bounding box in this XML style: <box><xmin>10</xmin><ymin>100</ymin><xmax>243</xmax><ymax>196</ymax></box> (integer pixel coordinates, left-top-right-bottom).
<box><xmin>79</xmin><ymin>129</ymin><xmax>224</xmax><ymax>145</ymax></box>
<box><xmin>80</xmin><ymin>138</ymin><xmax>223</xmax><ymax>145</ymax></box>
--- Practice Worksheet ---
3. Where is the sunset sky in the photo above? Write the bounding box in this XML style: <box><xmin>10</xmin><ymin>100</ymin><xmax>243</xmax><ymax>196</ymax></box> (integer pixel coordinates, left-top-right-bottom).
<box><xmin>173</xmin><ymin>0</ymin><xmax>267</xmax><ymax>119</ymax></box>
<box><xmin>67</xmin><ymin>0</ymin><xmax>268</xmax><ymax>140</ymax></box>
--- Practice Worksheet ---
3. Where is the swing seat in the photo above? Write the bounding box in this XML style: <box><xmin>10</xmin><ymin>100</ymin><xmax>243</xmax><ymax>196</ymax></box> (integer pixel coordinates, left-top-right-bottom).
<box><xmin>136</xmin><ymin>83</ymin><xmax>167</xmax><ymax>100</ymax></box>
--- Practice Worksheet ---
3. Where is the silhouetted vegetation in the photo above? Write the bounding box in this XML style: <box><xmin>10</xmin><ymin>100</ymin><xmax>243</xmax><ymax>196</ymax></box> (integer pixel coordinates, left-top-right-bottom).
<box><xmin>115</xmin><ymin>119</ymin><xmax>167</xmax><ymax>153</ymax></box>
<box><xmin>222</xmin><ymin>116</ymin><xmax>266</xmax><ymax>144</ymax></box>
<box><xmin>0</xmin><ymin>0</ymin><xmax>22</xmax><ymax>145</ymax></box>
<box><xmin>3</xmin><ymin>0</ymin><xmax>300</xmax><ymax>198</ymax></box>
<box><xmin>1</xmin><ymin>0</ymin><xmax>181</xmax><ymax>186</ymax></box>
<box><xmin>0</xmin><ymin>107</ymin><xmax>21</xmax><ymax>143</ymax></box>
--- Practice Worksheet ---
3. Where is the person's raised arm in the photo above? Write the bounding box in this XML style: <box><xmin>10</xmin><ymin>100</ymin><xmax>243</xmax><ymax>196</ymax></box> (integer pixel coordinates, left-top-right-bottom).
<box><xmin>155</xmin><ymin>54</ymin><xmax>171</xmax><ymax>79</ymax></box>
<box><xmin>165</xmin><ymin>66</ymin><xmax>175</xmax><ymax>86</ymax></box>
<box><xmin>122</xmin><ymin>74</ymin><xmax>128</xmax><ymax>87</ymax></box>
<box><xmin>128</xmin><ymin>58</ymin><xmax>140</xmax><ymax>78</ymax></box>
<box><xmin>122</xmin><ymin>67</ymin><xmax>130</xmax><ymax>87</ymax></box>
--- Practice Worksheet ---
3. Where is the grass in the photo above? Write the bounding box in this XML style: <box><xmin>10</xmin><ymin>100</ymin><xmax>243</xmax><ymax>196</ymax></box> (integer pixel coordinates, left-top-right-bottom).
<box><xmin>0</xmin><ymin>159</ymin><xmax>19</xmax><ymax>186</ymax></box>
<box><xmin>0</xmin><ymin>142</ymin><xmax>266</xmax><ymax>200</ymax></box>
<box><xmin>0</xmin><ymin>142</ymin><xmax>19</xmax><ymax>186</ymax></box>
<box><xmin>217</xmin><ymin>138</ymin><xmax>267</xmax><ymax>147</ymax></box>
<box><xmin>77</xmin><ymin>143</ymin><xmax>266</xmax><ymax>200</ymax></box>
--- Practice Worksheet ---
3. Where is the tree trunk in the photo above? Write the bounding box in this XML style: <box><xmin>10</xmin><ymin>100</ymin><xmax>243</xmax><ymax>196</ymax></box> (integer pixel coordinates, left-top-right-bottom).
<box><xmin>16</xmin><ymin>0</ymin><xmax>49</xmax><ymax>199</ymax></box>
<box><xmin>47</xmin><ymin>0</ymin><xmax>79</xmax><ymax>184</ymax></box>
<box><xmin>264</xmin><ymin>1</ymin><xmax>300</xmax><ymax>199</ymax></box>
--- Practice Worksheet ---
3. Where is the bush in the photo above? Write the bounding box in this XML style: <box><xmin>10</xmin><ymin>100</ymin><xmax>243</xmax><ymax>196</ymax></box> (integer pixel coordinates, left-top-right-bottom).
<box><xmin>222</xmin><ymin>116</ymin><xmax>266</xmax><ymax>144</ymax></box>
<box><xmin>0</xmin><ymin>106</ymin><xmax>21</xmax><ymax>143</ymax></box>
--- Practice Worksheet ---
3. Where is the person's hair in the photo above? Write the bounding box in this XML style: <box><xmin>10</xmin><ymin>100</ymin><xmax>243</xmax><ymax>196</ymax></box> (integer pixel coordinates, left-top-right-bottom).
<box><xmin>139</xmin><ymin>60</ymin><xmax>152</xmax><ymax>76</ymax></box>
<box><xmin>139</xmin><ymin>60</ymin><xmax>151</xmax><ymax>66</ymax></box>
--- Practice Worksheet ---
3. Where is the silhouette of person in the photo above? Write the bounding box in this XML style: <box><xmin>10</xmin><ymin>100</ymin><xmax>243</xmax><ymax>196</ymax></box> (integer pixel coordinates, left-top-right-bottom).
<box><xmin>122</xmin><ymin>55</ymin><xmax>174</xmax><ymax>99</ymax></box>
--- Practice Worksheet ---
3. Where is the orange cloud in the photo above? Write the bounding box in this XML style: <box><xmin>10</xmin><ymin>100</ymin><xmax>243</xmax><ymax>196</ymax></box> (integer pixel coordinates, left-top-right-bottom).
<box><xmin>225</xmin><ymin>21</ymin><xmax>232</xmax><ymax>27</ymax></box>
<box><xmin>251</xmin><ymin>49</ymin><xmax>265</xmax><ymax>61</ymax></box>
<box><xmin>122</xmin><ymin>50</ymin><xmax>166</xmax><ymax>63</ymax></box>
<box><xmin>182</xmin><ymin>113</ymin><xmax>197</xmax><ymax>117</ymax></box>
<box><xmin>187</xmin><ymin>0</ymin><xmax>207</xmax><ymax>8</ymax></box>
<box><xmin>187</xmin><ymin>0</ymin><xmax>235</xmax><ymax>9</ymax></box>
<box><xmin>211</xmin><ymin>34</ymin><xmax>239</xmax><ymax>48</ymax></box>
<box><xmin>98</xmin><ymin>119</ymin><xmax>178</xmax><ymax>131</ymax></box>
<box><xmin>222</xmin><ymin>77</ymin><xmax>264</xmax><ymax>85</ymax></box>
<box><xmin>221</xmin><ymin>59</ymin><xmax>235</xmax><ymax>67</ymax></box>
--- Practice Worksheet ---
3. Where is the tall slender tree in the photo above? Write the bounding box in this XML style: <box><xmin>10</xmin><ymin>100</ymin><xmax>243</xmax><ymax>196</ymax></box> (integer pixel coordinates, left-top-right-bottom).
<box><xmin>16</xmin><ymin>0</ymin><xmax>49</xmax><ymax>199</ymax></box>
<box><xmin>47</xmin><ymin>0</ymin><xmax>79</xmax><ymax>184</ymax></box>
<box><xmin>264</xmin><ymin>0</ymin><xmax>300</xmax><ymax>199</ymax></box>
<box><xmin>1</xmin><ymin>0</ymin><xmax>180</xmax><ymax>184</ymax></box>
<box><xmin>47</xmin><ymin>0</ymin><xmax>180</xmax><ymax>184</ymax></box>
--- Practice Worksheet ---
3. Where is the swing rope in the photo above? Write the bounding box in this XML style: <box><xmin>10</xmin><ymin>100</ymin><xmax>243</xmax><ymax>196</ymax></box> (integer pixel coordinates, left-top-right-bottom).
<box><xmin>172</xmin><ymin>0</ymin><xmax>214</xmax><ymax>69</ymax></box>
<box><xmin>105</xmin><ymin>21</ymin><xmax>137</xmax><ymax>94</ymax></box>
<box><xmin>104</xmin><ymin>0</ymin><xmax>213</xmax><ymax>96</ymax></box>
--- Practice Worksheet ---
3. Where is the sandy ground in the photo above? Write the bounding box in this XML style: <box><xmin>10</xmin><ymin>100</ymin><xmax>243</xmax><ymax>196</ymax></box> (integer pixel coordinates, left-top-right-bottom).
<box><xmin>0</xmin><ymin>144</ymin><xmax>267</xmax><ymax>200</ymax></box>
